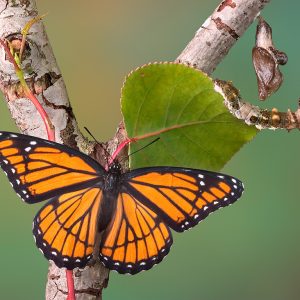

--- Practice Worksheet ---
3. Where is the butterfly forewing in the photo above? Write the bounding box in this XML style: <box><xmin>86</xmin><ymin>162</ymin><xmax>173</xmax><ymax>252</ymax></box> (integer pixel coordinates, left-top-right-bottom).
<box><xmin>122</xmin><ymin>167</ymin><xmax>244</xmax><ymax>232</ymax></box>
<box><xmin>0</xmin><ymin>132</ymin><xmax>104</xmax><ymax>203</ymax></box>
<box><xmin>34</xmin><ymin>187</ymin><xmax>103</xmax><ymax>269</ymax></box>
<box><xmin>99</xmin><ymin>192</ymin><xmax>173</xmax><ymax>274</ymax></box>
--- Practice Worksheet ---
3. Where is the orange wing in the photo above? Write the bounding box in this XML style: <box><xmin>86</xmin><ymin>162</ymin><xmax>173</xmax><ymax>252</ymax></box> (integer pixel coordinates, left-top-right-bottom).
<box><xmin>33</xmin><ymin>187</ymin><xmax>103</xmax><ymax>269</ymax></box>
<box><xmin>0</xmin><ymin>132</ymin><xmax>103</xmax><ymax>203</ymax></box>
<box><xmin>99</xmin><ymin>192</ymin><xmax>172</xmax><ymax>274</ymax></box>
<box><xmin>122</xmin><ymin>167</ymin><xmax>244</xmax><ymax>232</ymax></box>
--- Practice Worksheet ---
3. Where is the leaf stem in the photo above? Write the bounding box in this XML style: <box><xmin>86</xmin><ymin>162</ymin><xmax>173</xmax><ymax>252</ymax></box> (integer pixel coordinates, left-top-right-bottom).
<box><xmin>131</xmin><ymin>120</ymin><xmax>223</xmax><ymax>141</ymax></box>
<box><xmin>107</xmin><ymin>138</ymin><xmax>136</xmax><ymax>168</ymax></box>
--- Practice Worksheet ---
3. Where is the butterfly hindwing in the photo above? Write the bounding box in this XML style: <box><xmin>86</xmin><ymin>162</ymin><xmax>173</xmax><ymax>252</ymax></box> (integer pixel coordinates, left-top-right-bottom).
<box><xmin>123</xmin><ymin>167</ymin><xmax>244</xmax><ymax>232</ymax></box>
<box><xmin>99</xmin><ymin>192</ymin><xmax>173</xmax><ymax>274</ymax></box>
<box><xmin>0</xmin><ymin>132</ymin><xmax>103</xmax><ymax>203</ymax></box>
<box><xmin>33</xmin><ymin>187</ymin><xmax>103</xmax><ymax>269</ymax></box>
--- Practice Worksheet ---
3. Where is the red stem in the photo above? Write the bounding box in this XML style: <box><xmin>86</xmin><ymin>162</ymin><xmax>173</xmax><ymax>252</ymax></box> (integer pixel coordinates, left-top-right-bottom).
<box><xmin>0</xmin><ymin>39</ymin><xmax>55</xmax><ymax>141</ymax></box>
<box><xmin>106</xmin><ymin>138</ymin><xmax>135</xmax><ymax>170</ymax></box>
<box><xmin>66</xmin><ymin>270</ymin><xmax>76</xmax><ymax>300</ymax></box>
<box><xmin>107</xmin><ymin>122</ymin><xmax>205</xmax><ymax>169</ymax></box>
<box><xmin>1</xmin><ymin>36</ymin><xmax>75</xmax><ymax>300</ymax></box>
<box><xmin>107</xmin><ymin>120</ymin><xmax>212</xmax><ymax>167</ymax></box>
<box><xmin>0</xmin><ymin>39</ymin><xmax>20</xmax><ymax>70</ymax></box>
<box><xmin>24</xmin><ymin>89</ymin><xmax>55</xmax><ymax>141</ymax></box>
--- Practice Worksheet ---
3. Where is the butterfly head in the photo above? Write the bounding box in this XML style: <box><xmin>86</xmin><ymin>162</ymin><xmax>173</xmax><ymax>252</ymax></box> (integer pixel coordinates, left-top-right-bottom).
<box><xmin>108</xmin><ymin>161</ymin><xmax>122</xmax><ymax>175</ymax></box>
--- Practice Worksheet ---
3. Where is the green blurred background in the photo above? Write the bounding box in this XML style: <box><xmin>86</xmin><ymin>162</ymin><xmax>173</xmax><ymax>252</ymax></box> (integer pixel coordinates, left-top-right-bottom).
<box><xmin>0</xmin><ymin>0</ymin><xmax>299</xmax><ymax>299</ymax></box>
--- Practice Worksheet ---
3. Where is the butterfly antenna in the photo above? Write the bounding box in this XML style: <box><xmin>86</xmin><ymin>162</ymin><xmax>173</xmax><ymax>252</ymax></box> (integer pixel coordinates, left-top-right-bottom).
<box><xmin>118</xmin><ymin>137</ymin><xmax>159</xmax><ymax>164</ymax></box>
<box><xmin>84</xmin><ymin>126</ymin><xmax>102</xmax><ymax>144</ymax></box>
<box><xmin>84</xmin><ymin>127</ymin><xmax>112</xmax><ymax>163</ymax></box>
<box><xmin>128</xmin><ymin>137</ymin><xmax>160</xmax><ymax>157</ymax></box>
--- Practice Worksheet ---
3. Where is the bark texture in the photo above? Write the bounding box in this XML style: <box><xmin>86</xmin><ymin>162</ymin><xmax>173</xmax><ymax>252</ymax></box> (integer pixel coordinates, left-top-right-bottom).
<box><xmin>0</xmin><ymin>0</ymin><xmax>272</xmax><ymax>299</ymax></box>
<box><xmin>177</xmin><ymin>0</ymin><xmax>271</xmax><ymax>74</ymax></box>
<box><xmin>0</xmin><ymin>0</ymin><xmax>111</xmax><ymax>299</ymax></box>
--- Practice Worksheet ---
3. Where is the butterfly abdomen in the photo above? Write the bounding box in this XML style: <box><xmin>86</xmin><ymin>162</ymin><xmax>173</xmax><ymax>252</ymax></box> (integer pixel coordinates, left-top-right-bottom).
<box><xmin>97</xmin><ymin>191</ymin><xmax>119</xmax><ymax>233</ymax></box>
<box><xmin>98</xmin><ymin>167</ymin><xmax>122</xmax><ymax>233</ymax></box>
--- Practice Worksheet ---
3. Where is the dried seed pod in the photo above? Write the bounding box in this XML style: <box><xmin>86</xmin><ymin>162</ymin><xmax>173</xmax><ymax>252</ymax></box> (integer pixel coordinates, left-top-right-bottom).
<box><xmin>252</xmin><ymin>17</ymin><xmax>288</xmax><ymax>100</ymax></box>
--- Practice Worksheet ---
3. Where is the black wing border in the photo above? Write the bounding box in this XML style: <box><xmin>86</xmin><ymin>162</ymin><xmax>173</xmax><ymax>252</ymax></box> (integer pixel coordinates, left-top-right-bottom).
<box><xmin>121</xmin><ymin>166</ymin><xmax>244</xmax><ymax>232</ymax></box>
<box><xmin>0</xmin><ymin>131</ymin><xmax>105</xmax><ymax>203</ymax></box>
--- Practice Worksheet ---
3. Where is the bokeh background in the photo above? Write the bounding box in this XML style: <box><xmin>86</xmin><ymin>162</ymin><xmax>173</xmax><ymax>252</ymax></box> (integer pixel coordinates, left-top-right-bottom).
<box><xmin>0</xmin><ymin>0</ymin><xmax>299</xmax><ymax>299</ymax></box>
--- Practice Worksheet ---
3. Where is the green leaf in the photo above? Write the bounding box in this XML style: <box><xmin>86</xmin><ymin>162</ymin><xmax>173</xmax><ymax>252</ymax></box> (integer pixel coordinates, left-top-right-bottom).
<box><xmin>121</xmin><ymin>63</ymin><xmax>258</xmax><ymax>171</ymax></box>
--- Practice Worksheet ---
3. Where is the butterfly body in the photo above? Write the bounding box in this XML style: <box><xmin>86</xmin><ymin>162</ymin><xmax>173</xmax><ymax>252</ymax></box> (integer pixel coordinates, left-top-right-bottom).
<box><xmin>98</xmin><ymin>164</ymin><xmax>122</xmax><ymax>232</ymax></box>
<box><xmin>0</xmin><ymin>132</ymin><xmax>244</xmax><ymax>274</ymax></box>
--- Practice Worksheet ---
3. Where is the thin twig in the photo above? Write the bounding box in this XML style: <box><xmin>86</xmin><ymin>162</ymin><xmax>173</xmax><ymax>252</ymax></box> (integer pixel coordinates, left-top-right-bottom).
<box><xmin>214</xmin><ymin>80</ymin><xmax>300</xmax><ymax>130</ymax></box>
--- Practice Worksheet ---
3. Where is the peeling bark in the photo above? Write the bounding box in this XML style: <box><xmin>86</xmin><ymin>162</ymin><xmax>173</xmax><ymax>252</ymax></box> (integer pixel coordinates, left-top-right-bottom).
<box><xmin>176</xmin><ymin>0</ymin><xmax>271</xmax><ymax>74</ymax></box>
<box><xmin>0</xmin><ymin>0</ymin><xmax>90</xmax><ymax>146</ymax></box>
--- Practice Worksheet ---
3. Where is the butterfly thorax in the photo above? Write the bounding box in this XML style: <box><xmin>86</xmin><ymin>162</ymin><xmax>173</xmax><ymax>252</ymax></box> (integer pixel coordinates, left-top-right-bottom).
<box><xmin>104</xmin><ymin>162</ymin><xmax>122</xmax><ymax>191</ymax></box>
<box><xmin>98</xmin><ymin>162</ymin><xmax>122</xmax><ymax>232</ymax></box>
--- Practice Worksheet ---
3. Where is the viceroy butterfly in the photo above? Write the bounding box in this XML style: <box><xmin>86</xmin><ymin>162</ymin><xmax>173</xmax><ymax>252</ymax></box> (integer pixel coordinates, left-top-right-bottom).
<box><xmin>0</xmin><ymin>131</ymin><xmax>244</xmax><ymax>274</ymax></box>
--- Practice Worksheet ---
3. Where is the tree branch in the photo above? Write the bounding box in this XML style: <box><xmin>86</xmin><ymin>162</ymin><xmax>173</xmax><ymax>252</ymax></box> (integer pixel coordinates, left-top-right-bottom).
<box><xmin>214</xmin><ymin>79</ymin><xmax>300</xmax><ymax>130</ymax></box>
<box><xmin>176</xmin><ymin>0</ymin><xmax>271</xmax><ymax>74</ymax></box>
<box><xmin>0</xmin><ymin>0</ymin><xmax>272</xmax><ymax>299</ymax></box>
<box><xmin>176</xmin><ymin>0</ymin><xmax>300</xmax><ymax>131</ymax></box>
<box><xmin>0</xmin><ymin>1</ymin><xmax>110</xmax><ymax>299</ymax></box>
